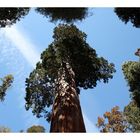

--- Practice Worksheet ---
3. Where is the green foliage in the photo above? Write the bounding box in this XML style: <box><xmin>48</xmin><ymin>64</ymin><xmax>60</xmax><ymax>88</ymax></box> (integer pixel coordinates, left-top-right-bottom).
<box><xmin>124</xmin><ymin>101</ymin><xmax>140</xmax><ymax>132</ymax></box>
<box><xmin>25</xmin><ymin>24</ymin><xmax>115</xmax><ymax>121</ymax></box>
<box><xmin>0</xmin><ymin>8</ymin><xmax>30</xmax><ymax>27</ymax></box>
<box><xmin>114</xmin><ymin>8</ymin><xmax>140</xmax><ymax>28</ymax></box>
<box><xmin>97</xmin><ymin>106</ymin><xmax>129</xmax><ymax>132</ymax></box>
<box><xmin>35</xmin><ymin>8</ymin><xmax>88</xmax><ymax>23</ymax></box>
<box><xmin>27</xmin><ymin>125</ymin><xmax>45</xmax><ymax>133</ymax></box>
<box><xmin>25</xmin><ymin>65</ymin><xmax>54</xmax><ymax>119</ymax></box>
<box><xmin>0</xmin><ymin>74</ymin><xmax>14</xmax><ymax>101</ymax></box>
<box><xmin>41</xmin><ymin>24</ymin><xmax>115</xmax><ymax>88</ymax></box>
<box><xmin>122</xmin><ymin>61</ymin><xmax>140</xmax><ymax>106</ymax></box>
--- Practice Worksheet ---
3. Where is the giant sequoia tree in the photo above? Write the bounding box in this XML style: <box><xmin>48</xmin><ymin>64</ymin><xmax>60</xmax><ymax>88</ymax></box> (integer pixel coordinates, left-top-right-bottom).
<box><xmin>35</xmin><ymin>8</ymin><xmax>88</xmax><ymax>23</ymax></box>
<box><xmin>0</xmin><ymin>8</ymin><xmax>29</xmax><ymax>28</ymax></box>
<box><xmin>114</xmin><ymin>8</ymin><xmax>140</xmax><ymax>28</ymax></box>
<box><xmin>25</xmin><ymin>24</ymin><xmax>115</xmax><ymax>132</ymax></box>
<box><xmin>122</xmin><ymin>61</ymin><xmax>140</xmax><ymax>106</ymax></box>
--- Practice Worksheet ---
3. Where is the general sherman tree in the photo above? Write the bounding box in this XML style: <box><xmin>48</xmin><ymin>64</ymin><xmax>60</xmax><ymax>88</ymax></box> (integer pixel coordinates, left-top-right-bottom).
<box><xmin>35</xmin><ymin>8</ymin><xmax>88</xmax><ymax>23</ymax></box>
<box><xmin>114</xmin><ymin>8</ymin><xmax>140</xmax><ymax>28</ymax></box>
<box><xmin>0</xmin><ymin>8</ymin><xmax>29</xmax><ymax>28</ymax></box>
<box><xmin>25</xmin><ymin>24</ymin><xmax>115</xmax><ymax>132</ymax></box>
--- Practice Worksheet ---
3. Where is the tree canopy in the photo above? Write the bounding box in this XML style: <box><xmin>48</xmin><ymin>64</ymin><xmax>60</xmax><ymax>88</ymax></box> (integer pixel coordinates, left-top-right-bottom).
<box><xmin>27</xmin><ymin>125</ymin><xmax>45</xmax><ymax>133</ymax></box>
<box><xmin>0</xmin><ymin>74</ymin><xmax>14</xmax><ymax>101</ymax></box>
<box><xmin>0</xmin><ymin>8</ymin><xmax>30</xmax><ymax>28</ymax></box>
<box><xmin>122</xmin><ymin>61</ymin><xmax>140</xmax><ymax>106</ymax></box>
<box><xmin>25</xmin><ymin>24</ymin><xmax>115</xmax><ymax>122</ymax></box>
<box><xmin>35</xmin><ymin>8</ymin><xmax>88</xmax><ymax>23</ymax></box>
<box><xmin>97</xmin><ymin>106</ymin><xmax>129</xmax><ymax>132</ymax></box>
<box><xmin>124</xmin><ymin>101</ymin><xmax>140</xmax><ymax>132</ymax></box>
<box><xmin>114</xmin><ymin>8</ymin><xmax>140</xmax><ymax>28</ymax></box>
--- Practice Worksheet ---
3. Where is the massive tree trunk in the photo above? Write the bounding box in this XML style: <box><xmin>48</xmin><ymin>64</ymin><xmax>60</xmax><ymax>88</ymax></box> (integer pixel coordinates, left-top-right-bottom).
<box><xmin>50</xmin><ymin>62</ymin><xmax>86</xmax><ymax>132</ymax></box>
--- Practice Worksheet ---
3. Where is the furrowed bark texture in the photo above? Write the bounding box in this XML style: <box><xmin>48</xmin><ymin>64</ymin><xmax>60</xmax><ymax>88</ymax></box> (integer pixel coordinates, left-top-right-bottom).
<box><xmin>50</xmin><ymin>62</ymin><xmax>86</xmax><ymax>132</ymax></box>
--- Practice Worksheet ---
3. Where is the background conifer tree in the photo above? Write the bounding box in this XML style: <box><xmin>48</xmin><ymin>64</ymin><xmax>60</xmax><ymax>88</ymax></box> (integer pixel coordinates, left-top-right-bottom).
<box><xmin>0</xmin><ymin>8</ymin><xmax>30</xmax><ymax>28</ymax></box>
<box><xmin>35</xmin><ymin>8</ymin><xmax>88</xmax><ymax>23</ymax></box>
<box><xmin>114</xmin><ymin>8</ymin><xmax>140</xmax><ymax>28</ymax></box>
<box><xmin>0</xmin><ymin>74</ymin><xmax>14</xmax><ymax>101</ymax></box>
<box><xmin>122</xmin><ymin>61</ymin><xmax>140</xmax><ymax>106</ymax></box>
<box><xmin>124</xmin><ymin>101</ymin><xmax>140</xmax><ymax>132</ymax></box>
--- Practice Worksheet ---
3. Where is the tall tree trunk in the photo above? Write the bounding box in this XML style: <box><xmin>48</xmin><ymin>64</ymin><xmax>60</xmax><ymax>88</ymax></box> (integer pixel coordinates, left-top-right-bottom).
<box><xmin>50</xmin><ymin>62</ymin><xmax>86</xmax><ymax>132</ymax></box>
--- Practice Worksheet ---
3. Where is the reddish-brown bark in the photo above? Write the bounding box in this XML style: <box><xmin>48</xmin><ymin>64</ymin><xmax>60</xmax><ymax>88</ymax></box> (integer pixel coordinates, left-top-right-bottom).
<box><xmin>50</xmin><ymin>63</ymin><xmax>86</xmax><ymax>132</ymax></box>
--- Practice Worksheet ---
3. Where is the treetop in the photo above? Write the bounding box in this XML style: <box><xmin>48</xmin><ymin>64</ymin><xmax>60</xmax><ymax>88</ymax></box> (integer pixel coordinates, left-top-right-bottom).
<box><xmin>25</xmin><ymin>24</ymin><xmax>115</xmax><ymax>121</ymax></box>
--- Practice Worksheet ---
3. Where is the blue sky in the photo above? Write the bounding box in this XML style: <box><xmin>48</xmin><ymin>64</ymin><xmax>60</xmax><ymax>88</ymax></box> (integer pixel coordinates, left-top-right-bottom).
<box><xmin>0</xmin><ymin>8</ymin><xmax>140</xmax><ymax>132</ymax></box>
